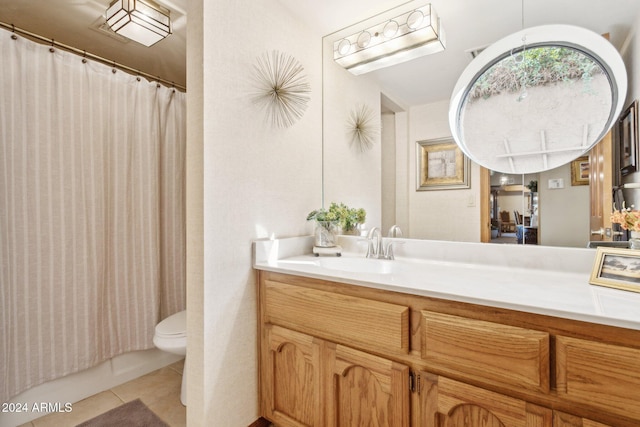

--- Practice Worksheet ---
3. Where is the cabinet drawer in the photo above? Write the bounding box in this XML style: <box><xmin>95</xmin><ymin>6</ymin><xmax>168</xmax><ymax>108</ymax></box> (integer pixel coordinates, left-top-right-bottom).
<box><xmin>556</xmin><ymin>336</ymin><xmax>640</xmax><ymax>420</ymax></box>
<box><xmin>421</xmin><ymin>311</ymin><xmax>549</xmax><ymax>393</ymax></box>
<box><xmin>264</xmin><ymin>280</ymin><xmax>409</xmax><ymax>353</ymax></box>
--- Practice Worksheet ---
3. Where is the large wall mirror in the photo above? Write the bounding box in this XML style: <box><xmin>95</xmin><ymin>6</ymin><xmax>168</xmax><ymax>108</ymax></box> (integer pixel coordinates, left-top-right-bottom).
<box><xmin>321</xmin><ymin>0</ymin><xmax>640</xmax><ymax>248</ymax></box>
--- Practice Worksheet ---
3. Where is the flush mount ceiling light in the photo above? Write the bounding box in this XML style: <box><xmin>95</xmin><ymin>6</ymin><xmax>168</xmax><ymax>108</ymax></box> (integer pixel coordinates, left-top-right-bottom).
<box><xmin>333</xmin><ymin>4</ymin><xmax>445</xmax><ymax>76</ymax></box>
<box><xmin>106</xmin><ymin>0</ymin><xmax>171</xmax><ymax>47</ymax></box>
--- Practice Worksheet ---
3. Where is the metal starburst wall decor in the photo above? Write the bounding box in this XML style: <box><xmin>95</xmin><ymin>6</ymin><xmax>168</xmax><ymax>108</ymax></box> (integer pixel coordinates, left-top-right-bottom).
<box><xmin>252</xmin><ymin>50</ymin><xmax>311</xmax><ymax>128</ymax></box>
<box><xmin>347</xmin><ymin>104</ymin><xmax>379</xmax><ymax>151</ymax></box>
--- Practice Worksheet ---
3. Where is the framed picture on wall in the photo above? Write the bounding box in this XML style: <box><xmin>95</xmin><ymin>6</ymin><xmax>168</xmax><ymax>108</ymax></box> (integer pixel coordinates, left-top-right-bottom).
<box><xmin>590</xmin><ymin>247</ymin><xmax>640</xmax><ymax>293</ymax></box>
<box><xmin>570</xmin><ymin>156</ymin><xmax>590</xmax><ymax>186</ymax></box>
<box><xmin>416</xmin><ymin>138</ymin><xmax>470</xmax><ymax>191</ymax></box>
<box><xmin>619</xmin><ymin>100</ymin><xmax>638</xmax><ymax>176</ymax></box>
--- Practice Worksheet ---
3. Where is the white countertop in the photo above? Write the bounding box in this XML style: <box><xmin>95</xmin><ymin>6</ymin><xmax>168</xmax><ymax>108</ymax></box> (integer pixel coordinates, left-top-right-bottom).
<box><xmin>253</xmin><ymin>236</ymin><xmax>640</xmax><ymax>331</ymax></box>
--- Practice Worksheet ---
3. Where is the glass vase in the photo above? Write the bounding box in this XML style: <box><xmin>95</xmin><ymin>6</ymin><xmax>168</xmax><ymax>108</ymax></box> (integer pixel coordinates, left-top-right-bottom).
<box><xmin>630</xmin><ymin>231</ymin><xmax>640</xmax><ymax>249</ymax></box>
<box><xmin>341</xmin><ymin>223</ymin><xmax>361</xmax><ymax>236</ymax></box>
<box><xmin>314</xmin><ymin>221</ymin><xmax>338</xmax><ymax>247</ymax></box>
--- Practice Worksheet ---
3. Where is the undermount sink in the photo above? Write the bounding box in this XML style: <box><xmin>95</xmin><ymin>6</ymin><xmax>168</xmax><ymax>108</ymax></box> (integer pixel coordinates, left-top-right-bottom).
<box><xmin>317</xmin><ymin>256</ymin><xmax>394</xmax><ymax>275</ymax></box>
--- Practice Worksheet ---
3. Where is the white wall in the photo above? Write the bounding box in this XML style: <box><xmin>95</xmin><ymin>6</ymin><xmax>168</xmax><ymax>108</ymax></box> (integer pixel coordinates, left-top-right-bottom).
<box><xmin>408</xmin><ymin>100</ymin><xmax>481</xmax><ymax>241</ymax></box>
<box><xmin>381</xmin><ymin>112</ymin><xmax>396</xmax><ymax>232</ymax></box>
<box><xmin>187</xmin><ymin>0</ymin><xmax>322</xmax><ymax>425</ymax></box>
<box><xmin>539</xmin><ymin>164</ymin><xmax>590</xmax><ymax>247</ymax></box>
<box><xmin>496</xmin><ymin>191</ymin><xmax>528</xmax><ymax>220</ymax></box>
<box><xmin>394</xmin><ymin>111</ymin><xmax>411</xmax><ymax>235</ymax></box>
<box><xmin>322</xmin><ymin>37</ymin><xmax>383</xmax><ymax>231</ymax></box>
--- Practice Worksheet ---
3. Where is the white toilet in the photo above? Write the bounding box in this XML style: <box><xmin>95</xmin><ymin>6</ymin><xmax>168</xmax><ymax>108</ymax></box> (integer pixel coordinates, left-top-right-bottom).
<box><xmin>153</xmin><ymin>310</ymin><xmax>187</xmax><ymax>406</ymax></box>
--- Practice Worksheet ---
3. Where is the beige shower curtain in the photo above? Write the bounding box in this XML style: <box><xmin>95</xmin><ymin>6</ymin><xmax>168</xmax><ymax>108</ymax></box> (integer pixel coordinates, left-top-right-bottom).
<box><xmin>0</xmin><ymin>30</ymin><xmax>186</xmax><ymax>403</ymax></box>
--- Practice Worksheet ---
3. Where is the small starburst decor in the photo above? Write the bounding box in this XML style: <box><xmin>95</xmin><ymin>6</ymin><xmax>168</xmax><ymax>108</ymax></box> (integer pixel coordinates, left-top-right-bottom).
<box><xmin>252</xmin><ymin>50</ymin><xmax>311</xmax><ymax>128</ymax></box>
<box><xmin>347</xmin><ymin>104</ymin><xmax>379</xmax><ymax>151</ymax></box>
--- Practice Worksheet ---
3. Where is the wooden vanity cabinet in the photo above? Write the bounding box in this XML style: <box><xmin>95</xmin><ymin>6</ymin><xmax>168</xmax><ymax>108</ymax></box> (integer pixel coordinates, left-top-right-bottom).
<box><xmin>259</xmin><ymin>275</ymin><xmax>411</xmax><ymax>426</ymax></box>
<box><xmin>420</xmin><ymin>373</ymin><xmax>552</xmax><ymax>427</ymax></box>
<box><xmin>257</xmin><ymin>271</ymin><xmax>640</xmax><ymax>427</ymax></box>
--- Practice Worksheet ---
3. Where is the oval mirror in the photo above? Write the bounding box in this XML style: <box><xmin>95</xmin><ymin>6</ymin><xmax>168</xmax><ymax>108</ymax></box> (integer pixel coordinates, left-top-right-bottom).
<box><xmin>450</xmin><ymin>25</ymin><xmax>627</xmax><ymax>174</ymax></box>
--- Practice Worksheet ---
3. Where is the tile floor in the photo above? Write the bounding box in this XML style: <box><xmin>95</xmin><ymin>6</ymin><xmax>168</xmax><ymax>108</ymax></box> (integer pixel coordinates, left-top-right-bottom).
<box><xmin>19</xmin><ymin>359</ymin><xmax>186</xmax><ymax>427</ymax></box>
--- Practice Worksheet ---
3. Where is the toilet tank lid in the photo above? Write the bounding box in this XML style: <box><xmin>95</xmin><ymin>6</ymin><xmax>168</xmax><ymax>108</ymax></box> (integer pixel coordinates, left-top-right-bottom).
<box><xmin>156</xmin><ymin>310</ymin><xmax>186</xmax><ymax>336</ymax></box>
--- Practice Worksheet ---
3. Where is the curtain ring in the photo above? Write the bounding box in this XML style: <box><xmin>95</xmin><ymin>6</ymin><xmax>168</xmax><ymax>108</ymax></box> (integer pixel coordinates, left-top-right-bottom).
<box><xmin>10</xmin><ymin>24</ymin><xmax>17</xmax><ymax>40</ymax></box>
<box><xmin>82</xmin><ymin>51</ymin><xmax>87</xmax><ymax>64</ymax></box>
<box><xmin>112</xmin><ymin>61</ymin><xmax>117</xmax><ymax>74</ymax></box>
<box><xmin>49</xmin><ymin>39</ymin><xmax>55</xmax><ymax>53</ymax></box>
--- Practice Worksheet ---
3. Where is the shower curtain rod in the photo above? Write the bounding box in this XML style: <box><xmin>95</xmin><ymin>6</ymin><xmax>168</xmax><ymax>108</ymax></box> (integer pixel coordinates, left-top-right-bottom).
<box><xmin>0</xmin><ymin>21</ymin><xmax>186</xmax><ymax>92</ymax></box>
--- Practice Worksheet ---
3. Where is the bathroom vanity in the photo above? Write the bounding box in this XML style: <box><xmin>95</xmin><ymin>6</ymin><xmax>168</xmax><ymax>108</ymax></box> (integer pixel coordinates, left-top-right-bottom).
<box><xmin>253</xmin><ymin>236</ymin><xmax>640</xmax><ymax>427</ymax></box>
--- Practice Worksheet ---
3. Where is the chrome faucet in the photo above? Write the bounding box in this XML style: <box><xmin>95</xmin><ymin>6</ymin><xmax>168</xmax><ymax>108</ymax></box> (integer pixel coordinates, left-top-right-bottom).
<box><xmin>366</xmin><ymin>227</ymin><xmax>400</xmax><ymax>260</ymax></box>
<box><xmin>366</xmin><ymin>227</ymin><xmax>383</xmax><ymax>258</ymax></box>
<box><xmin>384</xmin><ymin>240</ymin><xmax>397</xmax><ymax>260</ymax></box>
<box><xmin>388</xmin><ymin>225</ymin><xmax>402</xmax><ymax>238</ymax></box>
<box><xmin>381</xmin><ymin>225</ymin><xmax>405</xmax><ymax>260</ymax></box>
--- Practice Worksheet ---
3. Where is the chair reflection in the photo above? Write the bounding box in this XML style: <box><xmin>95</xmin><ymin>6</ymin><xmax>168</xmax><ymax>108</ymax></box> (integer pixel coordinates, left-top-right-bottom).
<box><xmin>499</xmin><ymin>210</ymin><xmax>516</xmax><ymax>233</ymax></box>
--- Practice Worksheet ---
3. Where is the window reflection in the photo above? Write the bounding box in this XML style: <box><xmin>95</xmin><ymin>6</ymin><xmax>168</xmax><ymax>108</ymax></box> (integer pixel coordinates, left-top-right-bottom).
<box><xmin>461</xmin><ymin>45</ymin><xmax>611</xmax><ymax>174</ymax></box>
<box><xmin>450</xmin><ymin>25</ymin><xmax>626</xmax><ymax>175</ymax></box>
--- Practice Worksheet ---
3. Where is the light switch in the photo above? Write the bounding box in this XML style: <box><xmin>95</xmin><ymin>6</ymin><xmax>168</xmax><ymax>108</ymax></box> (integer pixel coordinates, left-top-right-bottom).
<box><xmin>548</xmin><ymin>178</ymin><xmax>564</xmax><ymax>189</ymax></box>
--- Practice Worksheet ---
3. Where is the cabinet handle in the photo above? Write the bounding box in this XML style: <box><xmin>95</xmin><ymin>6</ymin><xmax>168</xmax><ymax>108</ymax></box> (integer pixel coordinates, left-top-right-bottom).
<box><xmin>409</xmin><ymin>371</ymin><xmax>420</xmax><ymax>394</ymax></box>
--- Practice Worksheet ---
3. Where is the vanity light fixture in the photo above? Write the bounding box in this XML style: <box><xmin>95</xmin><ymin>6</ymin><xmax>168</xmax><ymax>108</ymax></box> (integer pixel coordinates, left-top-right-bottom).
<box><xmin>333</xmin><ymin>4</ymin><xmax>445</xmax><ymax>75</ymax></box>
<box><xmin>105</xmin><ymin>0</ymin><xmax>171</xmax><ymax>47</ymax></box>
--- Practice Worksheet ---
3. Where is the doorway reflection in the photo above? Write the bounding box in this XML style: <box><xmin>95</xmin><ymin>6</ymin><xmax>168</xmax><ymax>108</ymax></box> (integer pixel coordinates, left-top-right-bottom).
<box><xmin>490</xmin><ymin>172</ymin><xmax>539</xmax><ymax>245</ymax></box>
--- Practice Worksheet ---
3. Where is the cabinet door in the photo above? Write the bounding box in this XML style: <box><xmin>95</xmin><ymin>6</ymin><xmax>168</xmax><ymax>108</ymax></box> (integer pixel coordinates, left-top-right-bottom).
<box><xmin>262</xmin><ymin>325</ymin><xmax>322</xmax><ymax>427</ymax></box>
<box><xmin>553</xmin><ymin>411</ymin><xmax>613</xmax><ymax>427</ymax></box>
<box><xmin>421</xmin><ymin>373</ymin><xmax>552</xmax><ymax>427</ymax></box>
<box><xmin>326</xmin><ymin>342</ymin><xmax>409</xmax><ymax>427</ymax></box>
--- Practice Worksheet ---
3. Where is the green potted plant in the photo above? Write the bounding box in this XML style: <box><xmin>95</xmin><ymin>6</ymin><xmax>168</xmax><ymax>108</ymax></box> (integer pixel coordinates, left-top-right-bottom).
<box><xmin>307</xmin><ymin>202</ymin><xmax>366</xmax><ymax>246</ymax></box>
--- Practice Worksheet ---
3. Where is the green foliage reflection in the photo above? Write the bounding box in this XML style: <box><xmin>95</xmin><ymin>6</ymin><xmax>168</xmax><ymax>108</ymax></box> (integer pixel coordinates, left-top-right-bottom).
<box><xmin>469</xmin><ymin>46</ymin><xmax>603</xmax><ymax>100</ymax></box>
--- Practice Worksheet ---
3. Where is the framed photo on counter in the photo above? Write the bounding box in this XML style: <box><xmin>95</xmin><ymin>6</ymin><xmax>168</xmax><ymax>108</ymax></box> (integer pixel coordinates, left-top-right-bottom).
<box><xmin>590</xmin><ymin>247</ymin><xmax>640</xmax><ymax>293</ymax></box>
